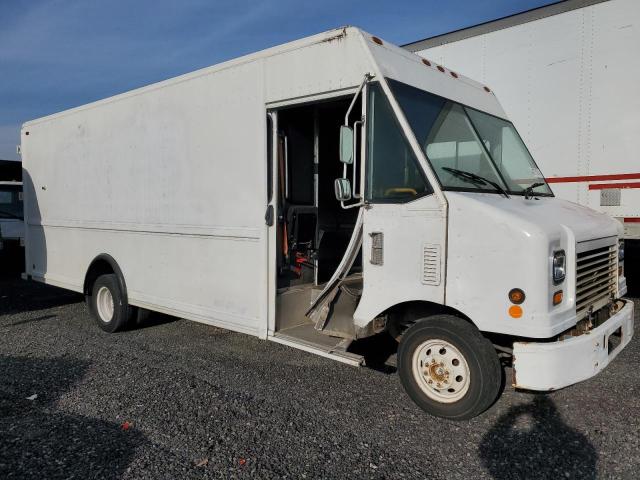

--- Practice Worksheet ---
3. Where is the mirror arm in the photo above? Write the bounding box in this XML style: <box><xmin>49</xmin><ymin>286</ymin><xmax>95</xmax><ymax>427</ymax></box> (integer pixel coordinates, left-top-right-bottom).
<box><xmin>338</xmin><ymin>73</ymin><xmax>372</xmax><ymax>210</ymax></box>
<box><xmin>344</xmin><ymin>73</ymin><xmax>373</xmax><ymax>126</ymax></box>
<box><xmin>352</xmin><ymin>119</ymin><xmax>363</xmax><ymax>198</ymax></box>
<box><xmin>341</xmin><ymin>199</ymin><xmax>364</xmax><ymax>210</ymax></box>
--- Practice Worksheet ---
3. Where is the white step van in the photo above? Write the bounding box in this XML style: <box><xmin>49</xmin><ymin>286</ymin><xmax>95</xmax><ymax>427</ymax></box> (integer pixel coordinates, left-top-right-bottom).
<box><xmin>20</xmin><ymin>27</ymin><xmax>634</xmax><ymax>419</ymax></box>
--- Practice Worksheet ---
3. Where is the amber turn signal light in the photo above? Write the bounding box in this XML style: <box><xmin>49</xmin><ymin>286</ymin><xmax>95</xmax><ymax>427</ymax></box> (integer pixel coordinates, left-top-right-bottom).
<box><xmin>508</xmin><ymin>305</ymin><xmax>523</xmax><ymax>319</ymax></box>
<box><xmin>508</xmin><ymin>288</ymin><xmax>525</xmax><ymax>304</ymax></box>
<box><xmin>553</xmin><ymin>290</ymin><xmax>563</xmax><ymax>306</ymax></box>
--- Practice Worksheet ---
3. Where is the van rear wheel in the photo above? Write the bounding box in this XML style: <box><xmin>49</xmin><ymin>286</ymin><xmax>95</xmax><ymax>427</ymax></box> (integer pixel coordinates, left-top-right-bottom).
<box><xmin>90</xmin><ymin>274</ymin><xmax>134</xmax><ymax>333</ymax></box>
<box><xmin>398</xmin><ymin>315</ymin><xmax>501</xmax><ymax>420</ymax></box>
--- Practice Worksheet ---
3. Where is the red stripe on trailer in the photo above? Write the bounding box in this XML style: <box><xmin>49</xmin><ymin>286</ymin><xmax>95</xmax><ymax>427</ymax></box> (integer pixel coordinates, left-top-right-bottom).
<box><xmin>588</xmin><ymin>182</ymin><xmax>640</xmax><ymax>190</ymax></box>
<box><xmin>624</xmin><ymin>218</ymin><xmax>640</xmax><ymax>223</ymax></box>
<box><xmin>546</xmin><ymin>173</ymin><xmax>640</xmax><ymax>183</ymax></box>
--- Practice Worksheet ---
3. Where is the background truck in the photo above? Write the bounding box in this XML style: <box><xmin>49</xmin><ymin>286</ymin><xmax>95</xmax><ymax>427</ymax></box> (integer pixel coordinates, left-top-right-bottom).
<box><xmin>0</xmin><ymin>180</ymin><xmax>24</xmax><ymax>254</ymax></box>
<box><xmin>21</xmin><ymin>27</ymin><xmax>633</xmax><ymax>420</ymax></box>
<box><xmin>404</xmin><ymin>0</ymin><xmax>640</xmax><ymax>292</ymax></box>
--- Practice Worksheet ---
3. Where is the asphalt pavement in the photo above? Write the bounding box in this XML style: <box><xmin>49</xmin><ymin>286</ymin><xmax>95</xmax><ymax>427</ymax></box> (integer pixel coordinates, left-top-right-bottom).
<box><xmin>1</xmin><ymin>262</ymin><xmax>639</xmax><ymax>479</ymax></box>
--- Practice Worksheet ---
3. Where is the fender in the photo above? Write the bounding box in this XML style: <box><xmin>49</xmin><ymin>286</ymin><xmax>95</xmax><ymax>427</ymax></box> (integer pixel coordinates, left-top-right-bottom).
<box><xmin>83</xmin><ymin>253</ymin><xmax>129</xmax><ymax>305</ymax></box>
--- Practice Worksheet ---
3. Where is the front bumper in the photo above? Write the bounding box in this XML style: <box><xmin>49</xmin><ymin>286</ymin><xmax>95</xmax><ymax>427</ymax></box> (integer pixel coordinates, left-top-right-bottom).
<box><xmin>512</xmin><ymin>300</ymin><xmax>634</xmax><ymax>391</ymax></box>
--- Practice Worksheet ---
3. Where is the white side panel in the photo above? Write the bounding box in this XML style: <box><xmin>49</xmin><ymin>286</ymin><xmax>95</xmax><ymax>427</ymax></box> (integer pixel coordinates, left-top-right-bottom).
<box><xmin>264</xmin><ymin>35</ymin><xmax>370</xmax><ymax>105</ymax></box>
<box><xmin>27</xmin><ymin>227</ymin><xmax>263</xmax><ymax>335</ymax></box>
<box><xmin>24</xmin><ymin>61</ymin><xmax>265</xmax><ymax>229</ymax></box>
<box><xmin>22</xmin><ymin>59</ymin><xmax>269</xmax><ymax>336</ymax></box>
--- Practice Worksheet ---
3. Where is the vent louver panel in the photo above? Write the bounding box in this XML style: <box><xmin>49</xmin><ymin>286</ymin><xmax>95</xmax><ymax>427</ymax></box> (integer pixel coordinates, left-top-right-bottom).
<box><xmin>422</xmin><ymin>244</ymin><xmax>441</xmax><ymax>286</ymax></box>
<box><xmin>370</xmin><ymin>232</ymin><xmax>384</xmax><ymax>266</ymax></box>
<box><xmin>600</xmin><ymin>189</ymin><xmax>621</xmax><ymax>206</ymax></box>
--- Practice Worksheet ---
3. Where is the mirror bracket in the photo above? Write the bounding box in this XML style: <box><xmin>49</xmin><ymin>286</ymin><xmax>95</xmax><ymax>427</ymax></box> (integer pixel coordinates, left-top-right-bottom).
<box><xmin>334</xmin><ymin>178</ymin><xmax>352</xmax><ymax>201</ymax></box>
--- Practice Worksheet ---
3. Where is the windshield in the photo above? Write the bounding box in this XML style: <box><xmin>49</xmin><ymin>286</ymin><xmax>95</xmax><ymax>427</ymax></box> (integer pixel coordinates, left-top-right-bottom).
<box><xmin>388</xmin><ymin>79</ymin><xmax>553</xmax><ymax>196</ymax></box>
<box><xmin>0</xmin><ymin>185</ymin><xmax>24</xmax><ymax>220</ymax></box>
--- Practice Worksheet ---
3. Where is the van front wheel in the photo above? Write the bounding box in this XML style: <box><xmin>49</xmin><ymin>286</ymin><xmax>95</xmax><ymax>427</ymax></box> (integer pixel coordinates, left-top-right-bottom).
<box><xmin>398</xmin><ymin>315</ymin><xmax>501</xmax><ymax>420</ymax></box>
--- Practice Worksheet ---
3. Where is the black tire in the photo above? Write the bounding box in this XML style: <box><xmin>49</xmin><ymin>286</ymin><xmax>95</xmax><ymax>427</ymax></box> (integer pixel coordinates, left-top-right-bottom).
<box><xmin>398</xmin><ymin>315</ymin><xmax>501</xmax><ymax>420</ymax></box>
<box><xmin>89</xmin><ymin>274</ymin><xmax>135</xmax><ymax>333</ymax></box>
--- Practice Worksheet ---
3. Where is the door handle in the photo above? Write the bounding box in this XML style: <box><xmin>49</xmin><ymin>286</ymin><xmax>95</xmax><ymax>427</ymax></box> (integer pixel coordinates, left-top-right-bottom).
<box><xmin>264</xmin><ymin>205</ymin><xmax>274</xmax><ymax>226</ymax></box>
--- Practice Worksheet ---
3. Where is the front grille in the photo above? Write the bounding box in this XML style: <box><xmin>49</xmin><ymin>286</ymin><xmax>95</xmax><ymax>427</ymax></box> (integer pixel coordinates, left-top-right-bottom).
<box><xmin>576</xmin><ymin>244</ymin><xmax>617</xmax><ymax>318</ymax></box>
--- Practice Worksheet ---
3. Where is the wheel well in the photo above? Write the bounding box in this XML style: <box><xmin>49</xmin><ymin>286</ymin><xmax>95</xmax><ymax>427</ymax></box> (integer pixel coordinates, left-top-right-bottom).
<box><xmin>83</xmin><ymin>254</ymin><xmax>128</xmax><ymax>303</ymax></box>
<box><xmin>385</xmin><ymin>301</ymin><xmax>474</xmax><ymax>339</ymax></box>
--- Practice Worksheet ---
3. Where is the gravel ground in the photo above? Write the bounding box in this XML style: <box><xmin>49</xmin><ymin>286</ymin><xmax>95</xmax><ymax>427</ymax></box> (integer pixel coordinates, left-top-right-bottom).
<box><xmin>1</xmin><ymin>264</ymin><xmax>639</xmax><ymax>479</ymax></box>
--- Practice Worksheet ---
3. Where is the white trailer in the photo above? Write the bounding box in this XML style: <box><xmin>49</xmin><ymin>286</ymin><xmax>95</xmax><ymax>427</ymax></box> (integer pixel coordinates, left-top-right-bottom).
<box><xmin>21</xmin><ymin>27</ymin><xmax>633</xmax><ymax>419</ymax></box>
<box><xmin>404</xmin><ymin>0</ymin><xmax>640</xmax><ymax>283</ymax></box>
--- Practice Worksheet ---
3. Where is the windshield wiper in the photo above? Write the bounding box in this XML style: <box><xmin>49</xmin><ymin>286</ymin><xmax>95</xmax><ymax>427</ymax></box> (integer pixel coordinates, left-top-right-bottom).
<box><xmin>442</xmin><ymin>167</ymin><xmax>510</xmax><ymax>198</ymax></box>
<box><xmin>524</xmin><ymin>182</ymin><xmax>545</xmax><ymax>200</ymax></box>
<box><xmin>0</xmin><ymin>209</ymin><xmax>23</xmax><ymax>220</ymax></box>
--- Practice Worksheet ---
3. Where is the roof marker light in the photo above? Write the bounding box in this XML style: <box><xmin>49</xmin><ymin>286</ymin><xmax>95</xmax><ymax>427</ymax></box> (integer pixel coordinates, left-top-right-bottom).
<box><xmin>437</xmin><ymin>65</ymin><xmax>445</xmax><ymax>73</ymax></box>
<box><xmin>484</xmin><ymin>86</ymin><xmax>491</xmax><ymax>93</ymax></box>
<box><xmin>450</xmin><ymin>71</ymin><xmax>459</xmax><ymax>78</ymax></box>
<box><xmin>508</xmin><ymin>288</ymin><xmax>525</xmax><ymax>305</ymax></box>
<box><xmin>371</xmin><ymin>36</ymin><xmax>383</xmax><ymax>45</ymax></box>
<box><xmin>422</xmin><ymin>58</ymin><xmax>431</xmax><ymax>67</ymax></box>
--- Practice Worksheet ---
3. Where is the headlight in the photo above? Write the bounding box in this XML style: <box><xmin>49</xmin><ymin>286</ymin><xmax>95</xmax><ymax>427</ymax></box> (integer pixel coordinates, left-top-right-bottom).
<box><xmin>552</xmin><ymin>250</ymin><xmax>566</xmax><ymax>284</ymax></box>
<box><xmin>619</xmin><ymin>240</ymin><xmax>625</xmax><ymax>262</ymax></box>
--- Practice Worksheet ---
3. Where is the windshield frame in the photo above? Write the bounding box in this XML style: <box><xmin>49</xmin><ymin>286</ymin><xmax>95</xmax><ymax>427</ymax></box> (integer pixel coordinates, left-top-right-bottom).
<box><xmin>462</xmin><ymin>104</ymin><xmax>553</xmax><ymax>197</ymax></box>
<box><xmin>364</xmin><ymin>81</ymin><xmax>435</xmax><ymax>204</ymax></box>
<box><xmin>386</xmin><ymin>78</ymin><xmax>554</xmax><ymax>198</ymax></box>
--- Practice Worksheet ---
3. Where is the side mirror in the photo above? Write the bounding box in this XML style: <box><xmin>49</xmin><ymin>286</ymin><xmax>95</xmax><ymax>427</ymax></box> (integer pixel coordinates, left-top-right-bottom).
<box><xmin>339</xmin><ymin>126</ymin><xmax>354</xmax><ymax>164</ymax></box>
<box><xmin>334</xmin><ymin>178</ymin><xmax>352</xmax><ymax>201</ymax></box>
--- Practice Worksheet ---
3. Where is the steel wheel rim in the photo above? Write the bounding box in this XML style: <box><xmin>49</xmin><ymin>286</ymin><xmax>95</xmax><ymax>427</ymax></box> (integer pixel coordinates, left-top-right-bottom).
<box><xmin>412</xmin><ymin>339</ymin><xmax>471</xmax><ymax>403</ymax></box>
<box><xmin>96</xmin><ymin>286</ymin><xmax>115</xmax><ymax>323</ymax></box>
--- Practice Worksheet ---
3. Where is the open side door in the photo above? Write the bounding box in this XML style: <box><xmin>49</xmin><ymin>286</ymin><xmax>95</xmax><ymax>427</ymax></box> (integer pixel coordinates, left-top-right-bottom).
<box><xmin>305</xmin><ymin>207</ymin><xmax>363</xmax><ymax>328</ymax></box>
<box><xmin>306</xmin><ymin>75</ymin><xmax>371</xmax><ymax>331</ymax></box>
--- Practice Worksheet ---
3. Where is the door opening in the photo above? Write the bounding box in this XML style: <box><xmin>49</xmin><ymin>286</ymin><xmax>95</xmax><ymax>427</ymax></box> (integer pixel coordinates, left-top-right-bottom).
<box><xmin>271</xmin><ymin>95</ymin><xmax>364</xmax><ymax>350</ymax></box>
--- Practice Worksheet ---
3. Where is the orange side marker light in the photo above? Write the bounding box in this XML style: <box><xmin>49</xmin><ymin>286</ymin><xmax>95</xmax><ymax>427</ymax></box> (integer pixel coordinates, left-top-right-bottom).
<box><xmin>509</xmin><ymin>305</ymin><xmax>523</xmax><ymax>319</ymax></box>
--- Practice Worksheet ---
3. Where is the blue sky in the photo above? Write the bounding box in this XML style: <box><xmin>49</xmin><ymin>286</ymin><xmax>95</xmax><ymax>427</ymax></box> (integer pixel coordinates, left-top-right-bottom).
<box><xmin>0</xmin><ymin>0</ymin><xmax>555</xmax><ymax>160</ymax></box>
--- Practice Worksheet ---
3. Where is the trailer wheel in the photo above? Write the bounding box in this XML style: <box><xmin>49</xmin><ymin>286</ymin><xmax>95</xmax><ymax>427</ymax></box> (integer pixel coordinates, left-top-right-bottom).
<box><xmin>90</xmin><ymin>274</ymin><xmax>134</xmax><ymax>333</ymax></box>
<box><xmin>398</xmin><ymin>315</ymin><xmax>501</xmax><ymax>420</ymax></box>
